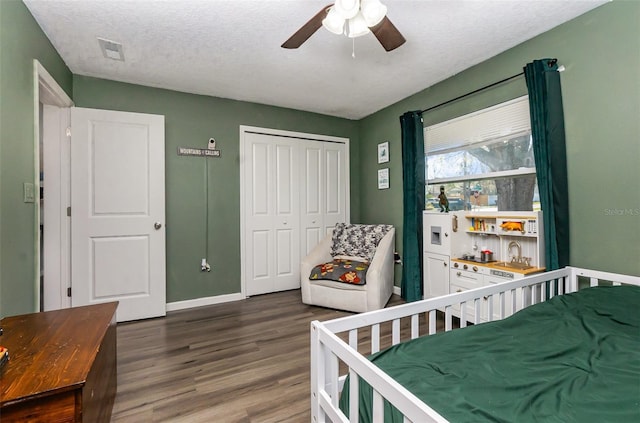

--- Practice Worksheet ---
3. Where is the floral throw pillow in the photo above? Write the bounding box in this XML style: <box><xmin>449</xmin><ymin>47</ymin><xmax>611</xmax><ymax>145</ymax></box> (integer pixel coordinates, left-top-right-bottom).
<box><xmin>330</xmin><ymin>223</ymin><xmax>393</xmax><ymax>262</ymax></box>
<box><xmin>309</xmin><ymin>259</ymin><xmax>369</xmax><ymax>285</ymax></box>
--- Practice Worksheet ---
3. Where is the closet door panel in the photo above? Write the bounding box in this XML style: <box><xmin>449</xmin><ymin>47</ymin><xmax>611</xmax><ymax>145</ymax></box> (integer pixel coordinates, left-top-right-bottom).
<box><xmin>251</xmin><ymin>230</ymin><xmax>270</xmax><ymax>280</ymax></box>
<box><xmin>275</xmin><ymin>144</ymin><xmax>294</xmax><ymax>216</ymax></box>
<box><xmin>251</xmin><ymin>143</ymin><xmax>270</xmax><ymax>217</ymax></box>
<box><xmin>245</xmin><ymin>135</ymin><xmax>274</xmax><ymax>295</ymax></box>
<box><xmin>301</xmin><ymin>142</ymin><xmax>324</xmax><ymax>256</ymax></box>
<box><xmin>323</xmin><ymin>143</ymin><xmax>347</xmax><ymax>233</ymax></box>
<box><xmin>273</xmin><ymin>141</ymin><xmax>299</xmax><ymax>291</ymax></box>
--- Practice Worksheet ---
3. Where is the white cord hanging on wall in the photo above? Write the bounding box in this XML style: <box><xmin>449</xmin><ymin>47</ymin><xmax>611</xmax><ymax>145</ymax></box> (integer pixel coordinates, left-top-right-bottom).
<box><xmin>176</xmin><ymin>137</ymin><xmax>222</xmax><ymax>271</ymax></box>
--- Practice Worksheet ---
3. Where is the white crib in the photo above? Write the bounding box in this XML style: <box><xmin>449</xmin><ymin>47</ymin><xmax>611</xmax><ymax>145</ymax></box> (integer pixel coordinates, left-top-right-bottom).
<box><xmin>310</xmin><ymin>266</ymin><xmax>640</xmax><ymax>422</ymax></box>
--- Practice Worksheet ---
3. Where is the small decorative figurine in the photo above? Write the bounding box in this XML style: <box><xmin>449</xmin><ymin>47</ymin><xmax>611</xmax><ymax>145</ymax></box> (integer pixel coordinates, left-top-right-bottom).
<box><xmin>438</xmin><ymin>186</ymin><xmax>449</xmax><ymax>213</ymax></box>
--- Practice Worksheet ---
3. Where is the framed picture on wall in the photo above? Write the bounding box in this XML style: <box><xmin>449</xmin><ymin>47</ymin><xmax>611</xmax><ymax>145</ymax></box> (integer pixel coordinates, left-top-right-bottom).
<box><xmin>377</xmin><ymin>141</ymin><xmax>389</xmax><ymax>164</ymax></box>
<box><xmin>378</xmin><ymin>168</ymin><xmax>389</xmax><ymax>190</ymax></box>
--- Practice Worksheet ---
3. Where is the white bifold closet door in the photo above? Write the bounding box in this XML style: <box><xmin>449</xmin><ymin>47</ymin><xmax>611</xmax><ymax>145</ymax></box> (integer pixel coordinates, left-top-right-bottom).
<box><xmin>243</xmin><ymin>130</ymin><xmax>348</xmax><ymax>297</ymax></box>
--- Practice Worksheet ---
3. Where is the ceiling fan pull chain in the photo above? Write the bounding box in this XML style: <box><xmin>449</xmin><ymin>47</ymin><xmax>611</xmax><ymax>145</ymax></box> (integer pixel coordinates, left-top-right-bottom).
<box><xmin>352</xmin><ymin>38</ymin><xmax>356</xmax><ymax>58</ymax></box>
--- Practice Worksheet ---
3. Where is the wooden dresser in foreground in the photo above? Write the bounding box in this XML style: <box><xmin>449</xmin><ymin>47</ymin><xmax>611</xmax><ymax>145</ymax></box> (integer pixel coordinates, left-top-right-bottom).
<box><xmin>1</xmin><ymin>302</ymin><xmax>118</xmax><ymax>422</ymax></box>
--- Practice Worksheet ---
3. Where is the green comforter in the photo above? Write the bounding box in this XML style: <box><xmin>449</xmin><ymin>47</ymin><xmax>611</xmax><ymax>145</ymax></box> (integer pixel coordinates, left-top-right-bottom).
<box><xmin>339</xmin><ymin>286</ymin><xmax>640</xmax><ymax>422</ymax></box>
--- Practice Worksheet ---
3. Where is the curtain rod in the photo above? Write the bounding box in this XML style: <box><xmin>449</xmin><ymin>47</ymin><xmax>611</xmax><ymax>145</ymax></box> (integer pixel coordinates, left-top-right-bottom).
<box><xmin>420</xmin><ymin>59</ymin><xmax>558</xmax><ymax>115</ymax></box>
<box><xmin>420</xmin><ymin>72</ymin><xmax>524</xmax><ymax>114</ymax></box>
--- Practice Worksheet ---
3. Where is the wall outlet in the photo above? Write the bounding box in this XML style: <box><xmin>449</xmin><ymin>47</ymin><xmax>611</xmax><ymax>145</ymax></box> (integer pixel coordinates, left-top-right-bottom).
<box><xmin>201</xmin><ymin>258</ymin><xmax>211</xmax><ymax>272</ymax></box>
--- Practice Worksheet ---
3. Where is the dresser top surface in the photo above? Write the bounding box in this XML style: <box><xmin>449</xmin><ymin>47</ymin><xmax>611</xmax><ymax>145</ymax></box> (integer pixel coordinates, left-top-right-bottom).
<box><xmin>1</xmin><ymin>302</ymin><xmax>117</xmax><ymax>406</ymax></box>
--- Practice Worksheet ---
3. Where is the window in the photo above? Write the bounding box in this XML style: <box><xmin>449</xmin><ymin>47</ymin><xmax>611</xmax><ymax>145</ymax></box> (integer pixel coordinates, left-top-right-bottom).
<box><xmin>425</xmin><ymin>97</ymin><xmax>538</xmax><ymax>212</ymax></box>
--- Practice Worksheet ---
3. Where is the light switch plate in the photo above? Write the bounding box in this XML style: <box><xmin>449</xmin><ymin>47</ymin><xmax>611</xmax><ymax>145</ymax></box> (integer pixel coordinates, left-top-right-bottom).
<box><xmin>23</xmin><ymin>182</ymin><xmax>35</xmax><ymax>203</ymax></box>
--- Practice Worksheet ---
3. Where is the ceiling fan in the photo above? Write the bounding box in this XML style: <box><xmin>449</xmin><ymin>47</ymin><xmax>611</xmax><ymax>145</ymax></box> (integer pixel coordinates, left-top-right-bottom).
<box><xmin>282</xmin><ymin>0</ymin><xmax>406</xmax><ymax>52</ymax></box>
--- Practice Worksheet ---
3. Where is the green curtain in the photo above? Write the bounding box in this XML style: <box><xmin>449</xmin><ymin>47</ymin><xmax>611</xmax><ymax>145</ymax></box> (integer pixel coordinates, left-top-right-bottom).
<box><xmin>400</xmin><ymin>111</ymin><xmax>425</xmax><ymax>302</ymax></box>
<box><xmin>524</xmin><ymin>59</ymin><xmax>570</xmax><ymax>270</ymax></box>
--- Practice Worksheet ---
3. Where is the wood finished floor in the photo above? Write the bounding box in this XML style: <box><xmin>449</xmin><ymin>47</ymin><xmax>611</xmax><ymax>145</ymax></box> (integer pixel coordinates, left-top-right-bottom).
<box><xmin>111</xmin><ymin>290</ymin><xmax>410</xmax><ymax>423</ymax></box>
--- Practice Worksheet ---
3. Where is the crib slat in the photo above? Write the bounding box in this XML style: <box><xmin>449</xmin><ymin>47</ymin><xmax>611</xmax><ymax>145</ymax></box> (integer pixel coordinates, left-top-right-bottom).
<box><xmin>349</xmin><ymin>329</ymin><xmax>357</xmax><ymax>349</ymax></box>
<box><xmin>486</xmin><ymin>294</ymin><xmax>494</xmax><ymax>321</ymax></box>
<box><xmin>349</xmin><ymin>369</ymin><xmax>359</xmax><ymax>423</ymax></box>
<box><xmin>392</xmin><ymin>319</ymin><xmax>400</xmax><ymax>345</ymax></box>
<box><xmin>473</xmin><ymin>298</ymin><xmax>481</xmax><ymax>324</ymax></box>
<box><xmin>460</xmin><ymin>302</ymin><xmax>467</xmax><ymax>328</ymax></box>
<box><xmin>428</xmin><ymin>310</ymin><xmax>436</xmax><ymax>335</ymax></box>
<box><xmin>530</xmin><ymin>284</ymin><xmax>537</xmax><ymax>305</ymax></box>
<box><xmin>372</xmin><ymin>390</ymin><xmax>384</xmax><ymax>422</ymax></box>
<box><xmin>311</xmin><ymin>325</ymin><xmax>323</xmax><ymax>423</ymax></box>
<box><xmin>329</xmin><ymin>352</ymin><xmax>339</xmax><ymax>407</ymax></box>
<box><xmin>590</xmin><ymin>276</ymin><xmax>598</xmax><ymax>287</ymax></box>
<box><xmin>410</xmin><ymin>314</ymin><xmax>419</xmax><ymax>339</ymax></box>
<box><xmin>372</xmin><ymin>324</ymin><xmax>380</xmax><ymax>354</ymax></box>
<box><xmin>445</xmin><ymin>306</ymin><xmax>452</xmax><ymax>331</ymax></box>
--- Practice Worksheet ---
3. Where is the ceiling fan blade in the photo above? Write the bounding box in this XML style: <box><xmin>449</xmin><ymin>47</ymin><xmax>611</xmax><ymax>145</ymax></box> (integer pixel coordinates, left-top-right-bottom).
<box><xmin>281</xmin><ymin>5</ymin><xmax>332</xmax><ymax>49</ymax></box>
<box><xmin>370</xmin><ymin>16</ymin><xmax>406</xmax><ymax>52</ymax></box>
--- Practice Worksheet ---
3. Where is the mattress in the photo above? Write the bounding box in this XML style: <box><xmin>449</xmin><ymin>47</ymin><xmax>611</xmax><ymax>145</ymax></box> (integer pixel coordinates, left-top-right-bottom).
<box><xmin>340</xmin><ymin>285</ymin><xmax>640</xmax><ymax>422</ymax></box>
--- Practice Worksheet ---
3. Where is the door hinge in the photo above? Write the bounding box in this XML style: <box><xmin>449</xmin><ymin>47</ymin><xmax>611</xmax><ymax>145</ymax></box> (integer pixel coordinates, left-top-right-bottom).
<box><xmin>67</xmin><ymin>287</ymin><xmax>72</xmax><ymax>297</ymax></box>
<box><xmin>66</xmin><ymin>127</ymin><xmax>71</xmax><ymax>137</ymax></box>
<box><xmin>67</xmin><ymin>206</ymin><xmax>71</xmax><ymax>217</ymax></box>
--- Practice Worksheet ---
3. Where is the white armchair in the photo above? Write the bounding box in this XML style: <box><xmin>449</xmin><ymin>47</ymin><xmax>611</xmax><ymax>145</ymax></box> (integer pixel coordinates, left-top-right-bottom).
<box><xmin>301</xmin><ymin>226</ymin><xmax>395</xmax><ymax>313</ymax></box>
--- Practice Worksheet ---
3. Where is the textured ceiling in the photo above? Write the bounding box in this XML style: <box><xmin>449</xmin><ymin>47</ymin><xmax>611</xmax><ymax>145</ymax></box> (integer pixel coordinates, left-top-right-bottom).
<box><xmin>24</xmin><ymin>0</ymin><xmax>607</xmax><ymax>120</ymax></box>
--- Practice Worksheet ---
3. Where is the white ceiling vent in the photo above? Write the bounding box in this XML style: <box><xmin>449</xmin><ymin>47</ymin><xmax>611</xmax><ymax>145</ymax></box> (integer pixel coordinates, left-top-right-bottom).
<box><xmin>98</xmin><ymin>37</ymin><xmax>125</xmax><ymax>61</ymax></box>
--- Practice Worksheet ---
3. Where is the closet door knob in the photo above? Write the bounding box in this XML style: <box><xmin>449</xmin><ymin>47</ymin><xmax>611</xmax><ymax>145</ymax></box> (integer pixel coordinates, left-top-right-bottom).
<box><xmin>154</xmin><ymin>222</ymin><xmax>162</xmax><ymax>230</ymax></box>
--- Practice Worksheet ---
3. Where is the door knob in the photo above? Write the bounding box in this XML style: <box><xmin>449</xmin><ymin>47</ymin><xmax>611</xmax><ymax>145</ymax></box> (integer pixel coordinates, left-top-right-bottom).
<box><xmin>154</xmin><ymin>222</ymin><xmax>162</xmax><ymax>230</ymax></box>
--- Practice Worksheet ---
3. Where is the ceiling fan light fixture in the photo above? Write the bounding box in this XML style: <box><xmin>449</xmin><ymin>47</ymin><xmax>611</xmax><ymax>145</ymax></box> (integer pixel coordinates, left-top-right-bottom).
<box><xmin>334</xmin><ymin>0</ymin><xmax>360</xmax><ymax>20</ymax></box>
<box><xmin>322</xmin><ymin>6</ymin><xmax>346</xmax><ymax>35</ymax></box>
<box><xmin>360</xmin><ymin>0</ymin><xmax>387</xmax><ymax>27</ymax></box>
<box><xmin>347</xmin><ymin>12</ymin><xmax>370</xmax><ymax>38</ymax></box>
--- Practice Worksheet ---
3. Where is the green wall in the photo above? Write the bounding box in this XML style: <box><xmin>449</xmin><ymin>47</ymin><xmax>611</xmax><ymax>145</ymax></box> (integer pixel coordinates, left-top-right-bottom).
<box><xmin>359</xmin><ymin>0</ymin><xmax>640</xmax><ymax>281</ymax></box>
<box><xmin>0</xmin><ymin>0</ymin><xmax>73</xmax><ymax>317</ymax></box>
<box><xmin>72</xmin><ymin>77</ymin><xmax>360</xmax><ymax>303</ymax></box>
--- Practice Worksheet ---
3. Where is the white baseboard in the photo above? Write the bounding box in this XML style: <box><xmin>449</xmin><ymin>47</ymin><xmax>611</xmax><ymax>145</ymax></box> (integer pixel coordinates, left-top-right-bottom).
<box><xmin>393</xmin><ymin>286</ymin><xmax>401</xmax><ymax>296</ymax></box>
<box><xmin>166</xmin><ymin>292</ymin><xmax>244</xmax><ymax>312</ymax></box>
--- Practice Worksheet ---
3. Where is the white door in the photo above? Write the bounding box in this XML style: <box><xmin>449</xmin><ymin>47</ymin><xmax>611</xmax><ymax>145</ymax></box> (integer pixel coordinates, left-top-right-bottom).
<box><xmin>71</xmin><ymin>107</ymin><xmax>165</xmax><ymax>322</ymax></box>
<box><xmin>244</xmin><ymin>133</ymin><xmax>300</xmax><ymax>296</ymax></box>
<box><xmin>300</xmin><ymin>141</ymin><xmax>348</xmax><ymax>256</ymax></box>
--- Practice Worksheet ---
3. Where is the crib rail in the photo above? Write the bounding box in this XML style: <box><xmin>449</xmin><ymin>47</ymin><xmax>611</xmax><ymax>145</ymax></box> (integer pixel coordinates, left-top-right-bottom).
<box><xmin>310</xmin><ymin>266</ymin><xmax>640</xmax><ymax>423</ymax></box>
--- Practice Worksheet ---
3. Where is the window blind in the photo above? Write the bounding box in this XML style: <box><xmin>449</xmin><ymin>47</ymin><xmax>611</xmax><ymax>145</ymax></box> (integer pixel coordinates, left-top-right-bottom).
<box><xmin>425</xmin><ymin>96</ymin><xmax>531</xmax><ymax>154</ymax></box>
